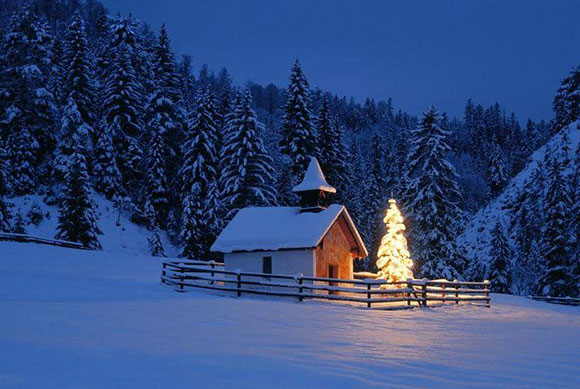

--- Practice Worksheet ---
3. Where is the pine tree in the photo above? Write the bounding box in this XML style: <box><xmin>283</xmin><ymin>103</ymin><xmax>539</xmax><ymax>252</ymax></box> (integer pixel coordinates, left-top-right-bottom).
<box><xmin>488</xmin><ymin>142</ymin><xmax>509</xmax><ymax>195</ymax></box>
<box><xmin>9</xmin><ymin>128</ymin><xmax>39</xmax><ymax>195</ymax></box>
<box><xmin>571</xmin><ymin>144</ymin><xmax>580</xmax><ymax>277</ymax></box>
<box><xmin>142</xmin><ymin>121</ymin><xmax>169</xmax><ymax>226</ymax></box>
<box><xmin>180</xmin><ymin>190</ymin><xmax>203</xmax><ymax>259</ymax></box>
<box><xmin>221</xmin><ymin>88</ymin><xmax>277</xmax><ymax>220</ymax></box>
<box><xmin>317</xmin><ymin>95</ymin><xmax>348</xmax><ymax>194</ymax></box>
<box><xmin>553</xmin><ymin>66</ymin><xmax>580</xmax><ymax>132</ymax></box>
<box><xmin>179</xmin><ymin>88</ymin><xmax>219</xmax><ymax>257</ymax></box>
<box><xmin>376</xmin><ymin>199</ymin><xmax>413</xmax><ymax>283</ymax></box>
<box><xmin>101</xmin><ymin>42</ymin><xmax>144</xmax><ymax>191</ymax></box>
<box><xmin>489</xmin><ymin>221</ymin><xmax>512</xmax><ymax>293</ymax></box>
<box><xmin>0</xmin><ymin>139</ymin><xmax>12</xmax><ymax>231</ymax></box>
<box><xmin>148</xmin><ymin>225</ymin><xmax>166</xmax><ymax>257</ymax></box>
<box><xmin>0</xmin><ymin>8</ymin><xmax>56</xmax><ymax>191</ymax></box>
<box><xmin>404</xmin><ymin>106</ymin><xmax>464</xmax><ymax>279</ymax></box>
<box><xmin>54</xmin><ymin>12</ymin><xmax>95</xmax><ymax>180</ymax></box>
<box><xmin>93</xmin><ymin>124</ymin><xmax>124</xmax><ymax>201</ymax></box>
<box><xmin>56</xmin><ymin>135</ymin><xmax>101</xmax><ymax>249</ymax></box>
<box><xmin>537</xmin><ymin>156</ymin><xmax>574</xmax><ymax>296</ymax></box>
<box><xmin>279</xmin><ymin>60</ymin><xmax>317</xmax><ymax>197</ymax></box>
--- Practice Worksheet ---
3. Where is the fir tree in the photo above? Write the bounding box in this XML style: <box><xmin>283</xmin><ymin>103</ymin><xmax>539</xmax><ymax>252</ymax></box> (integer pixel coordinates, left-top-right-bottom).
<box><xmin>0</xmin><ymin>8</ymin><xmax>56</xmax><ymax>190</ymax></box>
<box><xmin>0</xmin><ymin>139</ymin><xmax>12</xmax><ymax>231</ymax></box>
<box><xmin>404</xmin><ymin>106</ymin><xmax>464</xmax><ymax>279</ymax></box>
<box><xmin>376</xmin><ymin>199</ymin><xmax>414</xmax><ymax>283</ymax></box>
<box><xmin>221</xmin><ymin>88</ymin><xmax>277</xmax><ymax>220</ymax></box>
<box><xmin>317</xmin><ymin>95</ymin><xmax>348</xmax><ymax>195</ymax></box>
<box><xmin>148</xmin><ymin>225</ymin><xmax>166</xmax><ymax>257</ymax></box>
<box><xmin>93</xmin><ymin>124</ymin><xmax>124</xmax><ymax>201</ymax></box>
<box><xmin>54</xmin><ymin>12</ymin><xmax>95</xmax><ymax>180</ymax></box>
<box><xmin>101</xmin><ymin>42</ymin><xmax>144</xmax><ymax>190</ymax></box>
<box><xmin>537</xmin><ymin>156</ymin><xmax>574</xmax><ymax>296</ymax></box>
<box><xmin>56</xmin><ymin>135</ymin><xmax>101</xmax><ymax>249</ymax></box>
<box><xmin>553</xmin><ymin>66</ymin><xmax>580</xmax><ymax>132</ymax></box>
<box><xmin>488</xmin><ymin>142</ymin><xmax>509</xmax><ymax>195</ymax></box>
<box><xmin>142</xmin><ymin>121</ymin><xmax>169</xmax><ymax>226</ymax></box>
<box><xmin>489</xmin><ymin>221</ymin><xmax>512</xmax><ymax>293</ymax></box>
<box><xmin>180</xmin><ymin>190</ymin><xmax>203</xmax><ymax>259</ymax></box>
<box><xmin>279</xmin><ymin>60</ymin><xmax>316</xmax><ymax>198</ymax></box>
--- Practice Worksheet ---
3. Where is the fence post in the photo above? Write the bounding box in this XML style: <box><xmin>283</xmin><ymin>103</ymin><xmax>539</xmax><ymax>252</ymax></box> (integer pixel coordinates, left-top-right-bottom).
<box><xmin>297</xmin><ymin>273</ymin><xmax>304</xmax><ymax>302</ymax></box>
<box><xmin>441</xmin><ymin>283</ymin><xmax>446</xmax><ymax>301</ymax></box>
<box><xmin>484</xmin><ymin>280</ymin><xmax>490</xmax><ymax>307</ymax></box>
<box><xmin>422</xmin><ymin>279</ymin><xmax>428</xmax><ymax>307</ymax></box>
<box><xmin>454</xmin><ymin>279</ymin><xmax>459</xmax><ymax>304</ymax></box>
<box><xmin>406</xmin><ymin>279</ymin><xmax>412</xmax><ymax>306</ymax></box>
<box><xmin>209</xmin><ymin>260</ymin><xmax>215</xmax><ymax>285</ymax></box>
<box><xmin>179</xmin><ymin>266</ymin><xmax>184</xmax><ymax>292</ymax></box>
<box><xmin>161</xmin><ymin>263</ymin><xmax>166</xmax><ymax>284</ymax></box>
<box><xmin>366</xmin><ymin>281</ymin><xmax>372</xmax><ymax>309</ymax></box>
<box><xmin>236</xmin><ymin>270</ymin><xmax>242</xmax><ymax>297</ymax></box>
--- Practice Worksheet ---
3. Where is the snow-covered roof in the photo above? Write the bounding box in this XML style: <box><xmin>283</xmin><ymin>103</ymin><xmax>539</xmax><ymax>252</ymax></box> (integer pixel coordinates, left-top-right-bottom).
<box><xmin>292</xmin><ymin>157</ymin><xmax>336</xmax><ymax>193</ymax></box>
<box><xmin>211</xmin><ymin>204</ymin><xmax>366</xmax><ymax>256</ymax></box>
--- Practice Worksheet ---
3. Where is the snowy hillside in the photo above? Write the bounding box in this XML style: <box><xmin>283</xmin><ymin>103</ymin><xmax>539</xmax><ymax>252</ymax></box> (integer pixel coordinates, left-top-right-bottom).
<box><xmin>458</xmin><ymin>121</ymin><xmax>580</xmax><ymax>274</ymax></box>
<box><xmin>1</xmin><ymin>242</ymin><xmax>579</xmax><ymax>387</ymax></box>
<box><xmin>6</xmin><ymin>194</ymin><xmax>178</xmax><ymax>256</ymax></box>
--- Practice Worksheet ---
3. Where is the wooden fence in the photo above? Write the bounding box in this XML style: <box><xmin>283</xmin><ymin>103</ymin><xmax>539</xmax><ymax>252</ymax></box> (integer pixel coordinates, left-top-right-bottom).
<box><xmin>161</xmin><ymin>261</ymin><xmax>491</xmax><ymax>309</ymax></box>
<box><xmin>0</xmin><ymin>232</ymin><xmax>88</xmax><ymax>250</ymax></box>
<box><xmin>528</xmin><ymin>295</ymin><xmax>580</xmax><ymax>306</ymax></box>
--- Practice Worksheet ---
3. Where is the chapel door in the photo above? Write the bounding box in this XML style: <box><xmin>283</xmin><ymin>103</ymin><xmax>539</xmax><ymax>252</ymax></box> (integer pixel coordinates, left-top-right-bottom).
<box><xmin>328</xmin><ymin>264</ymin><xmax>338</xmax><ymax>295</ymax></box>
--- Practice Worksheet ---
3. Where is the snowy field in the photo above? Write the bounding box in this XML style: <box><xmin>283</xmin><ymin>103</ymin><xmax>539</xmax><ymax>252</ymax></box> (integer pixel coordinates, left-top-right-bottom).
<box><xmin>1</xmin><ymin>242</ymin><xmax>580</xmax><ymax>388</ymax></box>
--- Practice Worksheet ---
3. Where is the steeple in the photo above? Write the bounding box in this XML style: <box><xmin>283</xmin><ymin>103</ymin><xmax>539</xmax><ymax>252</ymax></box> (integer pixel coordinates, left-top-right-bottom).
<box><xmin>293</xmin><ymin>157</ymin><xmax>336</xmax><ymax>212</ymax></box>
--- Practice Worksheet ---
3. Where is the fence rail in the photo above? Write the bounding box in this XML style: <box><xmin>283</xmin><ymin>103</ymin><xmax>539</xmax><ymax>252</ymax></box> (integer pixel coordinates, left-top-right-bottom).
<box><xmin>161</xmin><ymin>261</ymin><xmax>490</xmax><ymax>310</ymax></box>
<box><xmin>0</xmin><ymin>232</ymin><xmax>88</xmax><ymax>250</ymax></box>
<box><xmin>528</xmin><ymin>295</ymin><xmax>580</xmax><ymax>306</ymax></box>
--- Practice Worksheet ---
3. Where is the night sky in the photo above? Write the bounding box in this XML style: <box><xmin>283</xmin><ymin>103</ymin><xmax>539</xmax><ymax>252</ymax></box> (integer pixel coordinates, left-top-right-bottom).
<box><xmin>101</xmin><ymin>0</ymin><xmax>580</xmax><ymax>121</ymax></box>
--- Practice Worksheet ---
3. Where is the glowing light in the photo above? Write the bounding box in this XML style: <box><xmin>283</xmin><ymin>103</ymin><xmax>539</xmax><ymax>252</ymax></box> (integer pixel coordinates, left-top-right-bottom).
<box><xmin>376</xmin><ymin>199</ymin><xmax>414</xmax><ymax>285</ymax></box>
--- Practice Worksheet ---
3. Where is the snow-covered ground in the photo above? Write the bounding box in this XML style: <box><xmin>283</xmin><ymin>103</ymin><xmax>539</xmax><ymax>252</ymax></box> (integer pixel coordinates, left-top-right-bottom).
<box><xmin>1</xmin><ymin>242</ymin><xmax>579</xmax><ymax>388</ymax></box>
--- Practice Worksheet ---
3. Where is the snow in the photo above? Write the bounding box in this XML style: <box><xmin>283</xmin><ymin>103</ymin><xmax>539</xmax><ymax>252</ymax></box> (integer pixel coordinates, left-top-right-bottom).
<box><xmin>458</xmin><ymin>122</ymin><xmax>580</xmax><ymax>268</ymax></box>
<box><xmin>1</xmin><ymin>242</ymin><xmax>580</xmax><ymax>387</ymax></box>
<box><xmin>211</xmin><ymin>204</ymin><xmax>365</xmax><ymax>254</ymax></box>
<box><xmin>8</xmin><ymin>194</ymin><xmax>178</xmax><ymax>256</ymax></box>
<box><xmin>292</xmin><ymin>156</ymin><xmax>336</xmax><ymax>193</ymax></box>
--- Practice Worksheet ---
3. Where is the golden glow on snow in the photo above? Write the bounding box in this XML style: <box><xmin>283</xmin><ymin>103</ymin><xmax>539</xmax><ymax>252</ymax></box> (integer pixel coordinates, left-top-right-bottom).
<box><xmin>376</xmin><ymin>199</ymin><xmax>414</xmax><ymax>284</ymax></box>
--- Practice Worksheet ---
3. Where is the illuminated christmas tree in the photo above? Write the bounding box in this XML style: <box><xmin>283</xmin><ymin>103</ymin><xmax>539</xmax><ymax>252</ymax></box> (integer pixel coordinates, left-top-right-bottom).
<box><xmin>376</xmin><ymin>199</ymin><xmax>414</xmax><ymax>283</ymax></box>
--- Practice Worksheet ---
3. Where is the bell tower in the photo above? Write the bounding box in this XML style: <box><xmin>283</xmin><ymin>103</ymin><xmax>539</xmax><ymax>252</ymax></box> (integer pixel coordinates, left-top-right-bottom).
<box><xmin>292</xmin><ymin>157</ymin><xmax>336</xmax><ymax>212</ymax></box>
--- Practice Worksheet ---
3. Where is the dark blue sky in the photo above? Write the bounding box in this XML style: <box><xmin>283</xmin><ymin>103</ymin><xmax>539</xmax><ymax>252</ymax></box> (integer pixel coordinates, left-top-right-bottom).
<box><xmin>102</xmin><ymin>0</ymin><xmax>580</xmax><ymax>121</ymax></box>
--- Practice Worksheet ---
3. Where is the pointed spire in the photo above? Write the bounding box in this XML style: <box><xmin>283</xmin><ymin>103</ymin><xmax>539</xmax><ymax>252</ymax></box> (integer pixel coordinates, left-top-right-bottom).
<box><xmin>293</xmin><ymin>157</ymin><xmax>336</xmax><ymax>193</ymax></box>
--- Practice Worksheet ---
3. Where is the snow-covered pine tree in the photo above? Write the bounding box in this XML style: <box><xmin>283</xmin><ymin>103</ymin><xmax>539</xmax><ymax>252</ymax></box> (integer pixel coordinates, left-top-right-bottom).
<box><xmin>148</xmin><ymin>225</ymin><xmax>167</xmax><ymax>257</ymax></box>
<box><xmin>221</xmin><ymin>88</ymin><xmax>277</xmax><ymax>220</ymax></box>
<box><xmin>536</xmin><ymin>156</ymin><xmax>575</xmax><ymax>296</ymax></box>
<box><xmin>101</xmin><ymin>42</ymin><xmax>144</xmax><ymax>191</ymax></box>
<box><xmin>54</xmin><ymin>12</ymin><xmax>96</xmax><ymax>180</ymax></box>
<box><xmin>9</xmin><ymin>127</ymin><xmax>39</xmax><ymax>195</ymax></box>
<box><xmin>56</xmin><ymin>134</ymin><xmax>101</xmax><ymax>249</ymax></box>
<box><xmin>317</xmin><ymin>95</ymin><xmax>348</xmax><ymax>195</ymax></box>
<box><xmin>362</xmin><ymin>132</ymin><xmax>387</xmax><ymax>270</ymax></box>
<box><xmin>279</xmin><ymin>60</ymin><xmax>317</xmax><ymax>202</ymax></box>
<box><xmin>489</xmin><ymin>220</ymin><xmax>512</xmax><ymax>293</ymax></box>
<box><xmin>92</xmin><ymin>123</ymin><xmax>124</xmax><ymax>201</ymax></box>
<box><xmin>404</xmin><ymin>106</ymin><xmax>465</xmax><ymax>280</ymax></box>
<box><xmin>553</xmin><ymin>66</ymin><xmax>580</xmax><ymax>133</ymax></box>
<box><xmin>142</xmin><ymin>119</ymin><xmax>169</xmax><ymax>226</ymax></box>
<box><xmin>376</xmin><ymin>199</ymin><xmax>413</xmax><ymax>283</ymax></box>
<box><xmin>147</xmin><ymin>24</ymin><xmax>184</xmax><ymax>186</ymax></box>
<box><xmin>179</xmin><ymin>88</ymin><xmax>220</xmax><ymax>257</ymax></box>
<box><xmin>0</xmin><ymin>139</ymin><xmax>12</xmax><ymax>231</ymax></box>
<box><xmin>487</xmin><ymin>141</ymin><xmax>509</xmax><ymax>195</ymax></box>
<box><xmin>0</xmin><ymin>8</ymin><xmax>56</xmax><ymax>191</ymax></box>
<box><xmin>180</xmin><ymin>189</ymin><xmax>203</xmax><ymax>259</ymax></box>
<box><xmin>572</xmin><ymin>144</ymin><xmax>580</xmax><ymax>276</ymax></box>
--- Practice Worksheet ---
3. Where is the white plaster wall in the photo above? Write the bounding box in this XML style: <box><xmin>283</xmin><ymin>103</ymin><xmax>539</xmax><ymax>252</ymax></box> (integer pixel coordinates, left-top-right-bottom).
<box><xmin>224</xmin><ymin>250</ymin><xmax>315</xmax><ymax>276</ymax></box>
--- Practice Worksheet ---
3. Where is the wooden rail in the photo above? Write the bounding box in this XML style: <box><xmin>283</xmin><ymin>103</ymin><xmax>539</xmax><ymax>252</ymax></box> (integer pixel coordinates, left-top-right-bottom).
<box><xmin>0</xmin><ymin>232</ymin><xmax>88</xmax><ymax>250</ymax></box>
<box><xmin>161</xmin><ymin>261</ymin><xmax>490</xmax><ymax>310</ymax></box>
<box><xmin>528</xmin><ymin>295</ymin><xmax>580</xmax><ymax>306</ymax></box>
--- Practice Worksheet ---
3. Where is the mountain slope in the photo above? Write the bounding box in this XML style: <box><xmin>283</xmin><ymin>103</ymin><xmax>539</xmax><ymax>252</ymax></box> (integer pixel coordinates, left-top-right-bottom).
<box><xmin>458</xmin><ymin>121</ymin><xmax>580</xmax><ymax>277</ymax></box>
